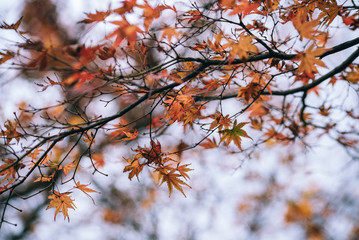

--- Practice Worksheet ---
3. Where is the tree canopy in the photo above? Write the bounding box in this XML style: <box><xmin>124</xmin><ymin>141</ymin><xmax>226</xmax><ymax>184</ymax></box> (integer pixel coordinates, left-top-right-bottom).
<box><xmin>1</xmin><ymin>0</ymin><xmax>359</xmax><ymax>239</ymax></box>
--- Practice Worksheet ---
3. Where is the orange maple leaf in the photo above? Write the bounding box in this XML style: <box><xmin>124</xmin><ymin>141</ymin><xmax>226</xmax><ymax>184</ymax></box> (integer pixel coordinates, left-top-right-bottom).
<box><xmin>0</xmin><ymin>159</ymin><xmax>24</xmax><ymax>186</ymax></box>
<box><xmin>123</xmin><ymin>157</ymin><xmax>144</xmax><ymax>180</ymax></box>
<box><xmin>207</xmin><ymin>33</ymin><xmax>225</xmax><ymax>54</ymax></box>
<box><xmin>136</xmin><ymin>140</ymin><xmax>163</xmax><ymax>164</ymax></box>
<box><xmin>83</xmin><ymin>131</ymin><xmax>95</xmax><ymax>146</ymax></box>
<box><xmin>59</xmin><ymin>162</ymin><xmax>76</xmax><ymax>176</ymax></box>
<box><xmin>293</xmin><ymin>18</ymin><xmax>320</xmax><ymax>40</ymax></box>
<box><xmin>28</xmin><ymin>146</ymin><xmax>44</xmax><ymax>162</ymax></box>
<box><xmin>209</xmin><ymin>111</ymin><xmax>232</xmax><ymax>131</ymax></box>
<box><xmin>229</xmin><ymin>1</ymin><xmax>260</xmax><ymax>17</ymax></box>
<box><xmin>79</xmin><ymin>10</ymin><xmax>110</xmax><ymax>24</ymax></box>
<box><xmin>318</xmin><ymin>2</ymin><xmax>339</xmax><ymax>26</ymax></box>
<box><xmin>98</xmin><ymin>46</ymin><xmax>116</xmax><ymax>60</ymax></box>
<box><xmin>34</xmin><ymin>173</ymin><xmax>54</xmax><ymax>183</ymax></box>
<box><xmin>75</xmin><ymin>181</ymin><xmax>99</xmax><ymax>204</ymax></box>
<box><xmin>223</xmin><ymin>35</ymin><xmax>258</xmax><ymax>63</ymax></box>
<box><xmin>92</xmin><ymin>153</ymin><xmax>105</xmax><ymax>168</ymax></box>
<box><xmin>46</xmin><ymin>191</ymin><xmax>76</xmax><ymax>221</ymax></box>
<box><xmin>160</xmin><ymin>26</ymin><xmax>182</xmax><ymax>43</ymax></box>
<box><xmin>120</xmin><ymin>129</ymin><xmax>139</xmax><ymax>143</ymax></box>
<box><xmin>109</xmin><ymin>119</ymin><xmax>138</xmax><ymax>142</ymax></box>
<box><xmin>113</xmin><ymin>0</ymin><xmax>138</xmax><ymax>15</ymax></box>
<box><xmin>157</xmin><ymin>168</ymin><xmax>190</xmax><ymax>197</ymax></box>
<box><xmin>177</xmin><ymin>164</ymin><xmax>193</xmax><ymax>181</ymax></box>
<box><xmin>296</xmin><ymin>44</ymin><xmax>327</xmax><ymax>78</ymax></box>
<box><xmin>107</xmin><ymin>19</ymin><xmax>143</xmax><ymax>47</ymax></box>
<box><xmin>139</xmin><ymin>1</ymin><xmax>167</xmax><ymax>31</ymax></box>
<box><xmin>63</xmin><ymin>71</ymin><xmax>98</xmax><ymax>88</ymax></box>
<box><xmin>219</xmin><ymin>120</ymin><xmax>252</xmax><ymax>151</ymax></box>
<box><xmin>0</xmin><ymin>50</ymin><xmax>15</xmax><ymax>65</ymax></box>
<box><xmin>183</xmin><ymin>10</ymin><xmax>203</xmax><ymax>23</ymax></box>
<box><xmin>39</xmin><ymin>152</ymin><xmax>52</xmax><ymax>166</ymax></box>
<box><xmin>237</xmin><ymin>82</ymin><xmax>262</xmax><ymax>102</ymax></box>
<box><xmin>0</xmin><ymin>17</ymin><xmax>22</xmax><ymax>30</ymax></box>
<box><xmin>199</xmin><ymin>137</ymin><xmax>218</xmax><ymax>149</ymax></box>
<box><xmin>346</xmin><ymin>65</ymin><xmax>359</xmax><ymax>84</ymax></box>
<box><xmin>1</xmin><ymin>120</ymin><xmax>22</xmax><ymax>144</ymax></box>
<box><xmin>75</xmin><ymin>181</ymin><xmax>99</xmax><ymax>194</ymax></box>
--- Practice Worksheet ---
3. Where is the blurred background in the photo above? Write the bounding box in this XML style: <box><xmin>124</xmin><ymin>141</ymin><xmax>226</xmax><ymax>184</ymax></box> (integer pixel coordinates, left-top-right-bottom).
<box><xmin>1</xmin><ymin>1</ymin><xmax>359</xmax><ymax>240</ymax></box>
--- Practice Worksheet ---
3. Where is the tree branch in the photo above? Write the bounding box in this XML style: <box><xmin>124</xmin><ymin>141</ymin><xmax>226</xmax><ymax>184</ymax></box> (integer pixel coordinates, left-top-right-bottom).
<box><xmin>195</xmin><ymin>47</ymin><xmax>359</xmax><ymax>101</ymax></box>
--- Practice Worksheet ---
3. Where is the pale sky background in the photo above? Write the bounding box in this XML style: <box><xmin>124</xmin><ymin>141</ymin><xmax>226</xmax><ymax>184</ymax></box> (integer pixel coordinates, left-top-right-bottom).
<box><xmin>0</xmin><ymin>1</ymin><xmax>358</xmax><ymax>240</ymax></box>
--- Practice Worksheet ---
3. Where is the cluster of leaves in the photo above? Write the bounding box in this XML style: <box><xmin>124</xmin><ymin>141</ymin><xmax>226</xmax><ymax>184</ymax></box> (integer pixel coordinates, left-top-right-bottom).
<box><xmin>0</xmin><ymin>0</ymin><xmax>358</xmax><ymax>232</ymax></box>
<box><xmin>123</xmin><ymin>140</ymin><xmax>192</xmax><ymax>197</ymax></box>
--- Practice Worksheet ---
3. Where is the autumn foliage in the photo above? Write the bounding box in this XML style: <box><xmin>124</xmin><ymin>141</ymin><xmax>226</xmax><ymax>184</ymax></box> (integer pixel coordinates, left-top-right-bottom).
<box><xmin>1</xmin><ymin>0</ymin><xmax>359</xmax><ymax>238</ymax></box>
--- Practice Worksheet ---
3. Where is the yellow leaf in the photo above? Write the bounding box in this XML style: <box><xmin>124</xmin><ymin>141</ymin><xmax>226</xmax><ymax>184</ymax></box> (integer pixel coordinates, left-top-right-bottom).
<box><xmin>75</xmin><ymin>181</ymin><xmax>99</xmax><ymax>194</ymax></box>
<box><xmin>59</xmin><ymin>162</ymin><xmax>76</xmax><ymax>176</ymax></box>
<box><xmin>46</xmin><ymin>191</ymin><xmax>76</xmax><ymax>222</ymax></box>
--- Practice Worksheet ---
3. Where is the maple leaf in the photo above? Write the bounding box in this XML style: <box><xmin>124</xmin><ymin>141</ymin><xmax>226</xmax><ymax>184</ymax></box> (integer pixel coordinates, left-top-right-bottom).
<box><xmin>1</xmin><ymin>120</ymin><xmax>22</xmax><ymax>144</ymax></box>
<box><xmin>107</xmin><ymin>19</ymin><xmax>143</xmax><ymax>47</ymax></box>
<box><xmin>27</xmin><ymin>51</ymin><xmax>48</xmax><ymax>71</ymax></box>
<box><xmin>46</xmin><ymin>191</ymin><xmax>76</xmax><ymax>221</ymax></box>
<box><xmin>83</xmin><ymin>131</ymin><xmax>95</xmax><ymax>146</ymax></box>
<box><xmin>237</xmin><ymin>82</ymin><xmax>262</xmax><ymax>102</ymax></box>
<box><xmin>0</xmin><ymin>159</ymin><xmax>24</xmax><ymax>186</ymax></box>
<box><xmin>183</xmin><ymin>10</ymin><xmax>203</xmax><ymax>23</ymax></box>
<box><xmin>114</xmin><ymin>0</ymin><xmax>138</xmax><ymax>15</ymax></box>
<box><xmin>139</xmin><ymin>1</ymin><xmax>167</xmax><ymax>31</ymax></box>
<box><xmin>223</xmin><ymin>35</ymin><xmax>258</xmax><ymax>63</ymax></box>
<box><xmin>160</xmin><ymin>26</ymin><xmax>182</xmax><ymax>43</ymax></box>
<box><xmin>219</xmin><ymin>120</ymin><xmax>252</xmax><ymax>151</ymax></box>
<box><xmin>75</xmin><ymin>181</ymin><xmax>99</xmax><ymax>204</ymax></box>
<box><xmin>34</xmin><ymin>172</ymin><xmax>54</xmax><ymax>183</ymax></box>
<box><xmin>136</xmin><ymin>140</ymin><xmax>163</xmax><ymax>164</ymax></box>
<box><xmin>345</xmin><ymin>65</ymin><xmax>359</xmax><ymax>84</ymax></box>
<box><xmin>28</xmin><ymin>146</ymin><xmax>44</xmax><ymax>162</ymax></box>
<box><xmin>209</xmin><ymin>111</ymin><xmax>232</xmax><ymax>131</ymax></box>
<box><xmin>177</xmin><ymin>164</ymin><xmax>193</xmax><ymax>181</ymax></box>
<box><xmin>36</xmin><ymin>77</ymin><xmax>61</xmax><ymax>92</ymax></box>
<box><xmin>157</xmin><ymin>168</ymin><xmax>190</xmax><ymax>197</ymax></box>
<box><xmin>296</xmin><ymin>45</ymin><xmax>327</xmax><ymax>78</ymax></box>
<box><xmin>164</xmin><ymin>94</ymin><xmax>203</xmax><ymax>128</ymax></box>
<box><xmin>98</xmin><ymin>46</ymin><xmax>116</xmax><ymax>60</ymax></box>
<box><xmin>40</xmin><ymin>152</ymin><xmax>52</xmax><ymax>166</ymax></box>
<box><xmin>79</xmin><ymin>10</ymin><xmax>110</xmax><ymax>24</ymax></box>
<box><xmin>63</xmin><ymin>71</ymin><xmax>99</xmax><ymax>88</ymax></box>
<box><xmin>285</xmin><ymin>200</ymin><xmax>313</xmax><ymax>223</ymax></box>
<box><xmin>148</xmin><ymin>115</ymin><xmax>166</xmax><ymax>129</ymax></box>
<box><xmin>92</xmin><ymin>153</ymin><xmax>105</xmax><ymax>168</ymax></box>
<box><xmin>0</xmin><ymin>17</ymin><xmax>22</xmax><ymax>30</ymax></box>
<box><xmin>59</xmin><ymin>162</ymin><xmax>76</xmax><ymax>176</ymax></box>
<box><xmin>190</xmin><ymin>42</ymin><xmax>207</xmax><ymax>51</ymax></box>
<box><xmin>248</xmin><ymin>101</ymin><xmax>269</xmax><ymax>117</ymax></box>
<box><xmin>207</xmin><ymin>33</ymin><xmax>225</xmax><ymax>54</ymax></box>
<box><xmin>109</xmin><ymin>119</ymin><xmax>138</xmax><ymax>142</ymax></box>
<box><xmin>118</xmin><ymin>129</ymin><xmax>139</xmax><ymax>143</ymax></box>
<box><xmin>199</xmin><ymin>137</ymin><xmax>218</xmax><ymax>149</ymax></box>
<box><xmin>317</xmin><ymin>1</ymin><xmax>340</xmax><ymax>26</ymax></box>
<box><xmin>0</xmin><ymin>50</ymin><xmax>15</xmax><ymax>65</ymax></box>
<box><xmin>123</xmin><ymin>157</ymin><xmax>144</xmax><ymax>180</ymax></box>
<box><xmin>264</xmin><ymin>127</ymin><xmax>289</xmax><ymax>145</ymax></box>
<box><xmin>293</xmin><ymin>18</ymin><xmax>320</xmax><ymax>40</ymax></box>
<box><xmin>229</xmin><ymin>1</ymin><xmax>260</xmax><ymax>17</ymax></box>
